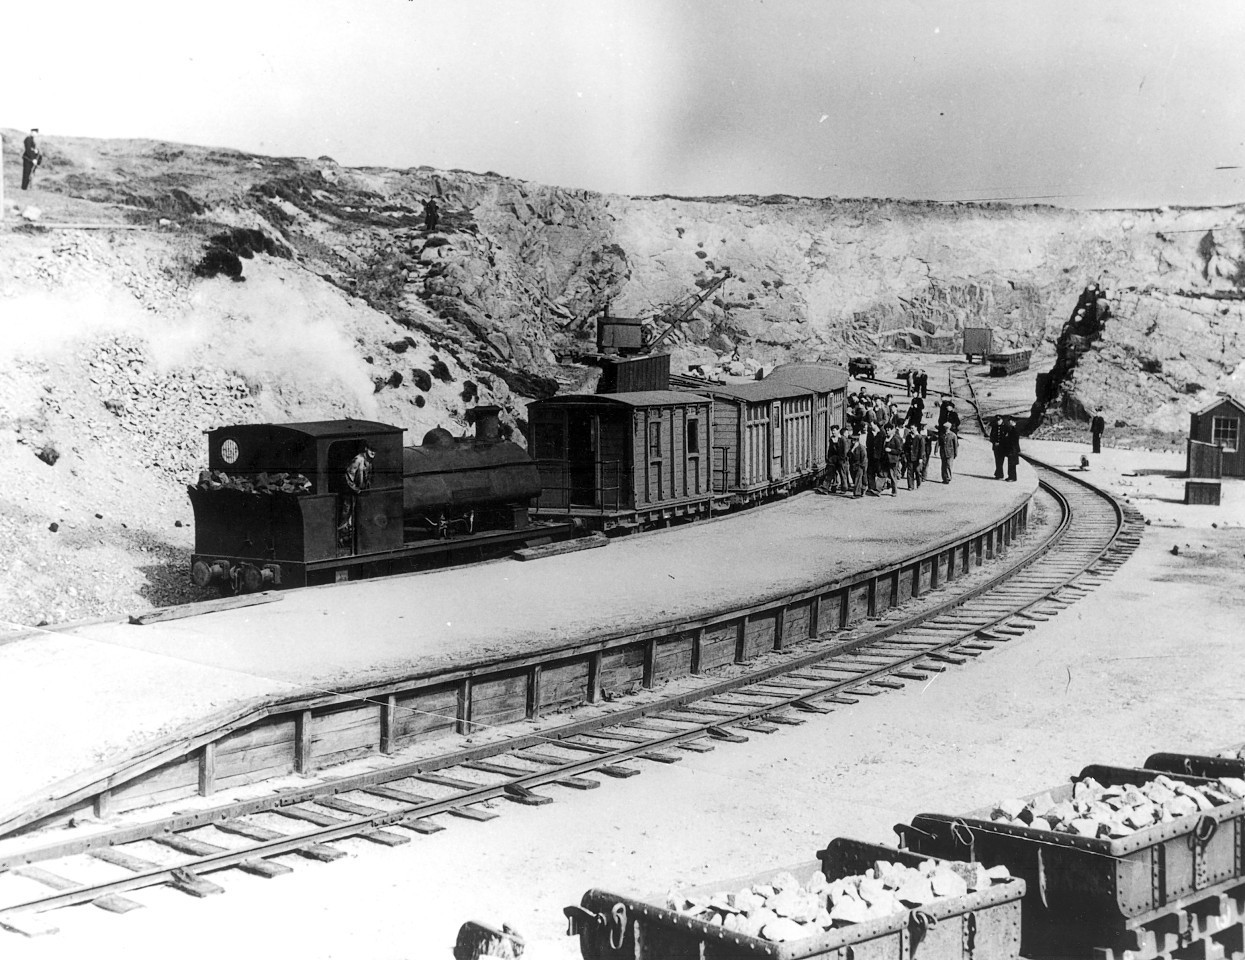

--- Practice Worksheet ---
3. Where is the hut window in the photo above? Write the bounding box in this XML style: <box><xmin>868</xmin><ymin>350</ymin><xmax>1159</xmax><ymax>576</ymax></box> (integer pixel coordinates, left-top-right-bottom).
<box><xmin>1212</xmin><ymin>416</ymin><xmax>1239</xmax><ymax>452</ymax></box>
<box><xmin>648</xmin><ymin>421</ymin><xmax>662</xmax><ymax>458</ymax></box>
<box><xmin>686</xmin><ymin>419</ymin><xmax>700</xmax><ymax>454</ymax></box>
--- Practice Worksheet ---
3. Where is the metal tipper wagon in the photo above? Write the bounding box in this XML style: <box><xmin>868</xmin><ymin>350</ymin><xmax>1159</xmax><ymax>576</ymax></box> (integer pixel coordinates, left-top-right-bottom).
<box><xmin>564</xmin><ymin>838</ymin><xmax>1025</xmax><ymax>960</ymax></box>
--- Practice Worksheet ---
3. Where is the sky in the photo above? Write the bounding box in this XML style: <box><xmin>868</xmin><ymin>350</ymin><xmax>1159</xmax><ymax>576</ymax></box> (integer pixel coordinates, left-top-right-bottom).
<box><xmin>5</xmin><ymin>0</ymin><xmax>1245</xmax><ymax>208</ymax></box>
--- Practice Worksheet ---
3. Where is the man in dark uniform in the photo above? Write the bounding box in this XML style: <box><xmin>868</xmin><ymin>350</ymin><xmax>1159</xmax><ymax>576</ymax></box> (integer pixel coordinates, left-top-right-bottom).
<box><xmin>423</xmin><ymin>197</ymin><xmax>440</xmax><ymax>231</ymax></box>
<box><xmin>903</xmin><ymin>425</ymin><xmax>924</xmax><ymax>490</ymax></box>
<box><xmin>938</xmin><ymin>423</ymin><xmax>958</xmax><ymax>484</ymax></box>
<box><xmin>826</xmin><ymin>423</ymin><xmax>850</xmax><ymax>494</ymax></box>
<box><xmin>990</xmin><ymin>415</ymin><xmax>1007</xmax><ymax>479</ymax></box>
<box><xmin>938</xmin><ymin>399</ymin><xmax>960</xmax><ymax>434</ymax></box>
<box><xmin>338</xmin><ymin>443</ymin><xmax>375</xmax><ymax>549</ymax></box>
<box><xmin>21</xmin><ymin>128</ymin><xmax>42</xmax><ymax>190</ymax></box>
<box><xmin>916</xmin><ymin>370</ymin><xmax>928</xmax><ymax>398</ymax></box>
<box><xmin>905</xmin><ymin>397</ymin><xmax>924</xmax><ymax>429</ymax></box>
<box><xmin>865</xmin><ymin>423</ymin><xmax>885</xmax><ymax>495</ymax></box>
<box><xmin>1091</xmin><ymin>411</ymin><xmax>1106</xmax><ymax>454</ymax></box>
<box><xmin>999</xmin><ymin>415</ymin><xmax>1021</xmax><ymax>481</ymax></box>
<box><xmin>880</xmin><ymin>425</ymin><xmax>902</xmax><ymax>496</ymax></box>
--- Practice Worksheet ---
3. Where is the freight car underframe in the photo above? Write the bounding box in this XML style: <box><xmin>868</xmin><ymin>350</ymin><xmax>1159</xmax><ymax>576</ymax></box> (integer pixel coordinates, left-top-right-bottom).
<box><xmin>533</xmin><ymin>471</ymin><xmax>820</xmax><ymax>532</ymax></box>
<box><xmin>192</xmin><ymin>519</ymin><xmax>579</xmax><ymax>592</ymax></box>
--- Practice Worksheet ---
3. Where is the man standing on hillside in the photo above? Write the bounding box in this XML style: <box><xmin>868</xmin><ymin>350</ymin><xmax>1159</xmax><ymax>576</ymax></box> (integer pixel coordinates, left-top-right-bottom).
<box><xmin>423</xmin><ymin>197</ymin><xmax>440</xmax><ymax>232</ymax></box>
<box><xmin>1091</xmin><ymin>411</ymin><xmax>1106</xmax><ymax>454</ymax></box>
<box><xmin>21</xmin><ymin>128</ymin><xmax>42</xmax><ymax>190</ymax></box>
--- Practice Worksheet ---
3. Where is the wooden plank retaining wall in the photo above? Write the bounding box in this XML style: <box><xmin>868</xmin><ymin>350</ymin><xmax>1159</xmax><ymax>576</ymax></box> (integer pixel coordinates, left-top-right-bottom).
<box><xmin>21</xmin><ymin>497</ymin><xmax>1031</xmax><ymax>831</ymax></box>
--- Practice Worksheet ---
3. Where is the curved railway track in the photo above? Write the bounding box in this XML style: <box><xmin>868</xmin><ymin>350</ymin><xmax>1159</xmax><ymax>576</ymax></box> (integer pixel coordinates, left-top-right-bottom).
<box><xmin>0</xmin><ymin>368</ymin><xmax>1144</xmax><ymax>937</ymax></box>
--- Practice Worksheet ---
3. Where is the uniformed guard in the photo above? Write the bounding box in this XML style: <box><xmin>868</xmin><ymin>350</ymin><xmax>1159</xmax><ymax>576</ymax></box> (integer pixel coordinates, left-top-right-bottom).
<box><xmin>1090</xmin><ymin>411</ymin><xmax>1106</xmax><ymax>454</ymax></box>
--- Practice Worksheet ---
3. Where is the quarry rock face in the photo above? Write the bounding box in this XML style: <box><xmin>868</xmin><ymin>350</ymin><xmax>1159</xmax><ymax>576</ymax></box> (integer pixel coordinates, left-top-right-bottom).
<box><xmin>1</xmin><ymin>129</ymin><xmax>1244</xmax><ymax>624</ymax></box>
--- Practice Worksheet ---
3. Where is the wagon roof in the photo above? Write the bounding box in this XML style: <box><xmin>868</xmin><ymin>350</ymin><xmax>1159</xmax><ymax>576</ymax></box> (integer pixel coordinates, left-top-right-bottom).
<box><xmin>765</xmin><ymin>363</ymin><xmax>850</xmax><ymax>393</ymax></box>
<box><xmin>536</xmin><ymin>391</ymin><xmax>711</xmax><ymax>408</ymax></box>
<box><xmin>692</xmin><ymin>381</ymin><xmax>817</xmax><ymax>402</ymax></box>
<box><xmin>1194</xmin><ymin>394</ymin><xmax>1245</xmax><ymax>417</ymax></box>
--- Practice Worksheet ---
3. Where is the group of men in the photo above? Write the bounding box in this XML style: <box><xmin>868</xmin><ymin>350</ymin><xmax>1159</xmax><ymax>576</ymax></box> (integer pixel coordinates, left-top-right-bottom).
<box><xmin>989</xmin><ymin>414</ymin><xmax>1022</xmax><ymax>481</ymax></box>
<box><xmin>819</xmin><ymin>393</ymin><xmax>962</xmax><ymax>498</ymax></box>
<box><xmin>903</xmin><ymin>368</ymin><xmax>930</xmax><ymax>398</ymax></box>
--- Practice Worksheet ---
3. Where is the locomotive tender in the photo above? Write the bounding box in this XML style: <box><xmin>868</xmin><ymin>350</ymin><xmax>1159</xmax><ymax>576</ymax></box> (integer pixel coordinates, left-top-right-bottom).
<box><xmin>189</xmin><ymin>406</ymin><xmax>575</xmax><ymax>592</ymax></box>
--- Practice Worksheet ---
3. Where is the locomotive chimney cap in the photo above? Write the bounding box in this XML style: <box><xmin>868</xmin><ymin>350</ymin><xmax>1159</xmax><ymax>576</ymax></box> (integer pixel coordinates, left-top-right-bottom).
<box><xmin>470</xmin><ymin>405</ymin><xmax>502</xmax><ymax>442</ymax></box>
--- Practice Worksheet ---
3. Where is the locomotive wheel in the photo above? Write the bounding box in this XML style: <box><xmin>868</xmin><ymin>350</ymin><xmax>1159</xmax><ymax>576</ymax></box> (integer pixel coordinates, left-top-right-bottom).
<box><xmin>190</xmin><ymin>560</ymin><xmax>213</xmax><ymax>589</ymax></box>
<box><xmin>240</xmin><ymin>564</ymin><xmax>265</xmax><ymax>593</ymax></box>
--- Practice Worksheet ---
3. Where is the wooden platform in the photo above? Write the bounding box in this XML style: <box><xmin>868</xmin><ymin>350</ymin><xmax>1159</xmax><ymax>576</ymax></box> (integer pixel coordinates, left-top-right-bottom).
<box><xmin>0</xmin><ymin>439</ymin><xmax>1036</xmax><ymax>835</ymax></box>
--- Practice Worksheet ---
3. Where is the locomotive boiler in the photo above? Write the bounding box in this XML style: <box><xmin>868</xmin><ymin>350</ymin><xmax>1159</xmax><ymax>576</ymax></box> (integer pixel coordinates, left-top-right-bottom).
<box><xmin>188</xmin><ymin>406</ymin><xmax>574</xmax><ymax>593</ymax></box>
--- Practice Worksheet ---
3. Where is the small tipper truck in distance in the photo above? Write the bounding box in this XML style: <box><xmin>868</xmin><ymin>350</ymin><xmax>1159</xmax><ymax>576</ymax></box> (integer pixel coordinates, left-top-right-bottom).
<box><xmin>963</xmin><ymin>327</ymin><xmax>994</xmax><ymax>362</ymax></box>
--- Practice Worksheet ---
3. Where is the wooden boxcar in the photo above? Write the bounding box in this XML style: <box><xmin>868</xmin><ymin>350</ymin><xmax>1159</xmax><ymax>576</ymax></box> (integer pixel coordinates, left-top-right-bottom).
<box><xmin>963</xmin><ymin>326</ymin><xmax>994</xmax><ymax>361</ymax></box>
<box><xmin>689</xmin><ymin>380</ymin><xmax>819</xmax><ymax>503</ymax></box>
<box><xmin>1189</xmin><ymin>394</ymin><xmax>1245</xmax><ymax>477</ymax></box>
<box><xmin>988</xmin><ymin>348</ymin><xmax>1032</xmax><ymax>376</ymax></box>
<box><xmin>528</xmin><ymin>392</ymin><xmax>715</xmax><ymax>530</ymax></box>
<box><xmin>764</xmin><ymin>363</ymin><xmax>849</xmax><ymax>474</ymax></box>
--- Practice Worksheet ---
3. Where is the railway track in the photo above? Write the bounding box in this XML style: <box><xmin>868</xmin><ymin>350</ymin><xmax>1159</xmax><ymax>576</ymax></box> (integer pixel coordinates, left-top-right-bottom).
<box><xmin>0</xmin><ymin>377</ymin><xmax>1143</xmax><ymax>938</ymax></box>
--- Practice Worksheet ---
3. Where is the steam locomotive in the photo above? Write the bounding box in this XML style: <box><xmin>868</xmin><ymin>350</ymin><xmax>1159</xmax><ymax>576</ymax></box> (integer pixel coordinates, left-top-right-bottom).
<box><xmin>188</xmin><ymin>406</ymin><xmax>576</xmax><ymax>593</ymax></box>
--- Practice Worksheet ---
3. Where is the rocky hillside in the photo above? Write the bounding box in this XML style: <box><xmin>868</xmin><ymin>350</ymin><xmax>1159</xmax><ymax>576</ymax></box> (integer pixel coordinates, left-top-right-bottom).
<box><xmin>2</xmin><ymin>129</ymin><xmax>1242</xmax><ymax>627</ymax></box>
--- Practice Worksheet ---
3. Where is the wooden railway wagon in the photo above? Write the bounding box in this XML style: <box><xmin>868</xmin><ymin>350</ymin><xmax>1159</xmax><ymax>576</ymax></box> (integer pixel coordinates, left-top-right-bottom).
<box><xmin>963</xmin><ymin>326</ymin><xmax>994</xmax><ymax>362</ymax></box>
<box><xmin>528</xmin><ymin>391</ymin><xmax>715</xmax><ymax>531</ymax></box>
<box><xmin>764</xmin><ymin>363</ymin><xmax>850</xmax><ymax>475</ymax></box>
<box><xmin>688</xmin><ymin>379</ymin><xmax>820</xmax><ymax>504</ymax></box>
<box><xmin>987</xmin><ymin>348</ymin><xmax>1032</xmax><ymax>376</ymax></box>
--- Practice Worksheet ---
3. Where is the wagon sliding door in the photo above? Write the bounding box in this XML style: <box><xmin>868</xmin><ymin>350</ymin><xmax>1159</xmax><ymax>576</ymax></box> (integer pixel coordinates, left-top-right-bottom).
<box><xmin>566</xmin><ymin>409</ymin><xmax>598</xmax><ymax>507</ymax></box>
<box><xmin>783</xmin><ymin>396</ymin><xmax>812</xmax><ymax>475</ymax></box>
<box><xmin>742</xmin><ymin>404</ymin><xmax>769</xmax><ymax>487</ymax></box>
<box><xmin>769</xmin><ymin>401</ymin><xmax>783</xmax><ymax>480</ymax></box>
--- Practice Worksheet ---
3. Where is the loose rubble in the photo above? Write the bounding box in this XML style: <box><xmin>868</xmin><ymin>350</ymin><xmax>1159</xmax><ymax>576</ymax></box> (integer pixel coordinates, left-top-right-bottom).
<box><xmin>666</xmin><ymin>859</ymin><xmax>1010</xmax><ymax>943</ymax></box>
<box><xmin>193</xmin><ymin>470</ymin><xmax>311</xmax><ymax>494</ymax></box>
<box><xmin>990</xmin><ymin>775</ymin><xmax>1245</xmax><ymax>839</ymax></box>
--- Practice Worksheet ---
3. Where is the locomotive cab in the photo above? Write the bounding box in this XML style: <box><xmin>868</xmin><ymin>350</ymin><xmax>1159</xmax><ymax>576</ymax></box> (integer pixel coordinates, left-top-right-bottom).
<box><xmin>189</xmin><ymin>420</ymin><xmax>405</xmax><ymax>591</ymax></box>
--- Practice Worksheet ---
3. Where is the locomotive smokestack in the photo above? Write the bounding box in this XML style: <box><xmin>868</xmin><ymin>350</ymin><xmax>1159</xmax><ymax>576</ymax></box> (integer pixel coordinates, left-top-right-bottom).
<box><xmin>472</xmin><ymin>405</ymin><xmax>502</xmax><ymax>442</ymax></box>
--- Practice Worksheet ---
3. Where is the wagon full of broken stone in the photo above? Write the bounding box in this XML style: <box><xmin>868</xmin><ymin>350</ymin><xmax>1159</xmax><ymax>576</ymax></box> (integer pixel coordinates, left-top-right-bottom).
<box><xmin>563</xmin><ymin>838</ymin><xmax>1025</xmax><ymax>960</ymax></box>
<box><xmin>896</xmin><ymin>763</ymin><xmax>1245</xmax><ymax>960</ymax></box>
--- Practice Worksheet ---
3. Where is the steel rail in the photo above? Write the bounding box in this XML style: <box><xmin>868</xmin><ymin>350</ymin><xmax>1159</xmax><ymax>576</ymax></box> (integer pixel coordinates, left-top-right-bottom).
<box><xmin>0</xmin><ymin>485</ymin><xmax>1068</xmax><ymax>868</ymax></box>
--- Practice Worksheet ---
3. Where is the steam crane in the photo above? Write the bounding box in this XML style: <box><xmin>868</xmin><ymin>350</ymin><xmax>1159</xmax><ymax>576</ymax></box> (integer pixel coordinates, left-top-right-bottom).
<box><xmin>643</xmin><ymin>269</ymin><xmax>732</xmax><ymax>352</ymax></box>
<box><xmin>570</xmin><ymin>267</ymin><xmax>734</xmax><ymax>394</ymax></box>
